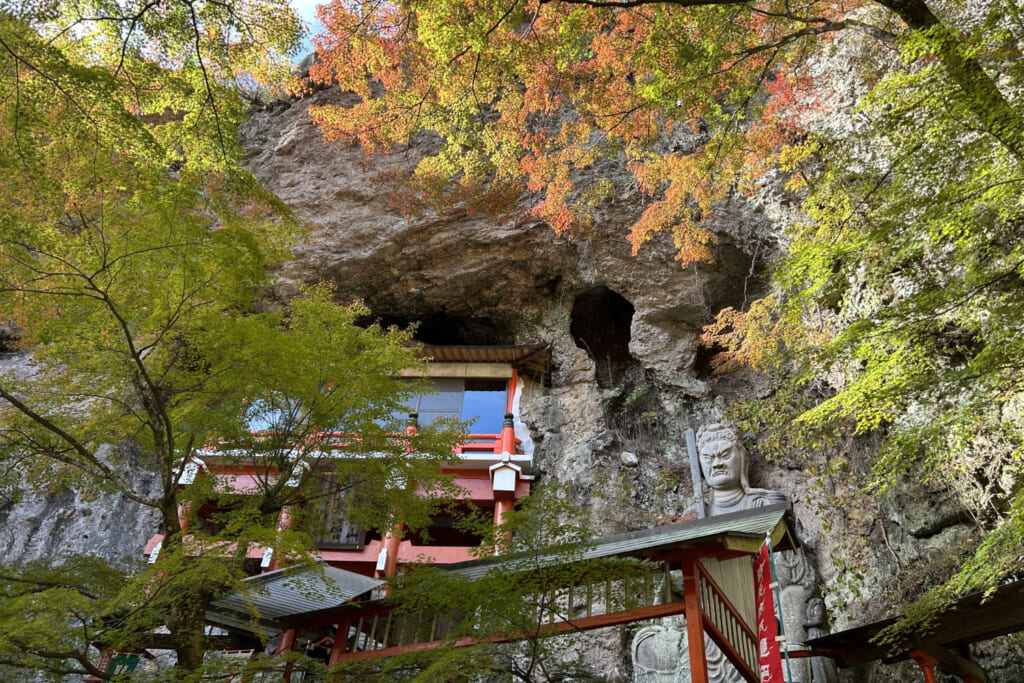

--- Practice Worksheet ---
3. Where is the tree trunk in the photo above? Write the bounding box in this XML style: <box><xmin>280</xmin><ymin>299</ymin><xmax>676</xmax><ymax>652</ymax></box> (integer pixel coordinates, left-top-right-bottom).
<box><xmin>880</xmin><ymin>0</ymin><xmax>1024</xmax><ymax>161</ymax></box>
<box><xmin>169</xmin><ymin>591</ymin><xmax>208</xmax><ymax>671</ymax></box>
<box><xmin>158</xmin><ymin>498</ymin><xmax>209</xmax><ymax>671</ymax></box>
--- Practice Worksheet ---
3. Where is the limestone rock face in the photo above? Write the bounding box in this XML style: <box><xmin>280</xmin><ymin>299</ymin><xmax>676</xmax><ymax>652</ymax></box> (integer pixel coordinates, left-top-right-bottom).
<box><xmin>238</xmin><ymin>85</ymin><xmax>1024</xmax><ymax>679</ymax></box>
<box><xmin>0</xmin><ymin>354</ymin><xmax>161</xmax><ymax>568</ymax></box>
<box><xmin>0</xmin><ymin>481</ymin><xmax>158</xmax><ymax>566</ymax></box>
<box><xmin>241</xmin><ymin>89</ymin><xmax>767</xmax><ymax>338</ymax></box>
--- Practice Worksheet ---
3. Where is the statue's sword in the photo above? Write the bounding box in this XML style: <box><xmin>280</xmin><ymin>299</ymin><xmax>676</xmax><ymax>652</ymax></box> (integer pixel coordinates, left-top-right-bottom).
<box><xmin>685</xmin><ymin>427</ymin><xmax>705</xmax><ymax>519</ymax></box>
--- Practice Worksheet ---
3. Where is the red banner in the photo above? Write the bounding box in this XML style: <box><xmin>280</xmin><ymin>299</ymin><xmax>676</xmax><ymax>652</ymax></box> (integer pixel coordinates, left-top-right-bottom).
<box><xmin>754</xmin><ymin>543</ymin><xmax>786</xmax><ymax>683</ymax></box>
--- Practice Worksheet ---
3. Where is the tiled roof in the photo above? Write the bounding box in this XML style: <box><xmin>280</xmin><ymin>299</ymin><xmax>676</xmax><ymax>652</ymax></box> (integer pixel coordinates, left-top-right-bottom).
<box><xmin>206</xmin><ymin>561</ymin><xmax>382</xmax><ymax>638</ymax></box>
<box><xmin>444</xmin><ymin>503</ymin><xmax>796</xmax><ymax>580</ymax></box>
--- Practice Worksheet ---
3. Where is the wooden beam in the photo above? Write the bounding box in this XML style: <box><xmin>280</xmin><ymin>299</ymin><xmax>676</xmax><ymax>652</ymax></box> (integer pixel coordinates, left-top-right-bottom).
<box><xmin>722</xmin><ymin>521</ymin><xmax>794</xmax><ymax>555</ymax></box>
<box><xmin>398</xmin><ymin>363</ymin><xmax>513</xmax><ymax>378</ymax></box>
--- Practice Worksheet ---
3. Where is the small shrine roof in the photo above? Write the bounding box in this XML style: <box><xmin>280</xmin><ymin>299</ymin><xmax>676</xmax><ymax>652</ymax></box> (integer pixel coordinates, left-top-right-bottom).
<box><xmin>445</xmin><ymin>503</ymin><xmax>798</xmax><ymax>581</ymax></box>
<box><xmin>206</xmin><ymin>561</ymin><xmax>382</xmax><ymax>638</ymax></box>
<box><xmin>808</xmin><ymin>577</ymin><xmax>1024</xmax><ymax>673</ymax></box>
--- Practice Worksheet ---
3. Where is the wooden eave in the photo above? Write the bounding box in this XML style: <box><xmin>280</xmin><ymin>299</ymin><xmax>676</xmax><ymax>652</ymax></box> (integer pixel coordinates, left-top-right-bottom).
<box><xmin>412</xmin><ymin>344</ymin><xmax>551</xmax><ymax>378</ymax></box>
<box><xmin>444</xmin><ymin>502</ymin><xmax>797</xmax><ymax>580</ymax></box>
<box><xmin>807</xmin><ymin>578</ymin><xmax>1024</xmax><ymax>668</ymax></box>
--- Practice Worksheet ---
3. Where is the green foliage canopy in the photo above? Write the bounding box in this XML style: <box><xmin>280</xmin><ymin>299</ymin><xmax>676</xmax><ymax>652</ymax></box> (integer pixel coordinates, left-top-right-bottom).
<box><xmin>0</xmin><ymin>5</ymin><xmax>462</xmax><ymax>678</ymax></box>
<box><xmin>709</xmin><ymin>18</ymin><xmax>1024</xmax><ymax>630</ymax></box>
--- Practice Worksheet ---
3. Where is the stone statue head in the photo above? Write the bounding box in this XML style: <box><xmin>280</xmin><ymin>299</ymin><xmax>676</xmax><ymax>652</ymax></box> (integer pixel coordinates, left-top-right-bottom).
<box><xmin>696</xmin><ymin>422</ymin><xmax>749</xmax><ymax>493</ymax></box>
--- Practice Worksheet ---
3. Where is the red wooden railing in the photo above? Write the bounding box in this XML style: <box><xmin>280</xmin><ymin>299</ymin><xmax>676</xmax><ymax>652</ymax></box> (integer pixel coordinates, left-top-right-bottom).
<box><xmin>301</xmin><ymin>559</ymin><xmax>761</xmax><ymax>683</ymax></box>
<box><xmin>694</xmin><ymin>560</ymin><xmax>759</xmax><ymax>683</ymax></box>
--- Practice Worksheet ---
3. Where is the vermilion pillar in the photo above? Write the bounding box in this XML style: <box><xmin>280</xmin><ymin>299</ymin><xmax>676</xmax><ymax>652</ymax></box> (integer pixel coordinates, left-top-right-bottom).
<box><xmin>383</xmin><ymin>526</ymin><xmax>403</xmax><ymax>577</ymax></box>
<box><xmin>373</xmin><ymin>415</ymin><xmax>418</xmax><ymax>586</ymax></box>
<box><xmin>275</xmin><ymin>627</ymin><xmax>298</xmax><ymax>656</ymax></box>
<box><xmin>493</xmin><ymin>494</ymin><xmax>514</xmax><ymax>555</ymax></box>
<box><xmin>276</xmin><ymin>627</ymin><xmax>301</xmax><ymax>682</ymax></box>
<box><xmin>506</xmin><ymin>369</ymin><xmax>518</xmax><ymax>415</ymax></box>
<box><xmin>494</xmin><ymin>497</ymin><xmax>514</xmax><ymax>526</ymax></box>
<box><xmin>500</xmin><ymin>412</ymin><xmax>516</xmax><ymax>454</ymax></box>
<box><xmin>266</xmin><ymin>506</ymin><xmax>294</xmax><ymax>572</ymax></box>
<box><xmin>910</xmin><ymin>650</ymin><xmax>939</xmax><ymax>683</ymax></box>
<box><xmin>329</xmin><ymin>616</ymin><xmax>354</xmax><ymax>666</ymax></box>
<box><xmin>681</xmin><ymin>556</ymin><xmax>709</xmax><ymax>683</ymax></box>
<box><xmin>376</xmin><ymin>523</ymin><xmax>405</xmax><ymax>593</ymax></box>
<box><xmin>177</xmin><ymin>500</ymin><xmax>192</xmax><ymax>533</ymax></box>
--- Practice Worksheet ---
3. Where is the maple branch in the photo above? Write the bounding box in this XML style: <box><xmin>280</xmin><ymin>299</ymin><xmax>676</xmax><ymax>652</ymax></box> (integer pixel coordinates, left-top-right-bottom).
<box><xmin>0</xmin><ymin>571</ymin><xmax>105</xmax><ymax>601</ymax></box>
<box><xmin>184</xmin><ymin>0</ymin><xmax>231</xmax><ymax>165</ymax></box>
<box><xmin>447</xmin><ymin>0</ymin><xmax>520</xmax><ymax>66</ymax></box>
<box><xmin>0</xmin><ymin>387</ymin><xmax>161</xmax><ymax>508</ymax></box>
<box><xmin>0</xmin><ymin>30</ymin><xmax>103</xmax><ymax>188</ymax></box>
<box><xmin>747</xmin><ymin>8</ymin><xmax>899</xmax><ymax>44</ymax></box>
<box><xmin>0</xmin><ymin>34</ymin><xmax>98</xmax><ymax>126</ymax></box>
<box><xmin>731</xmin><ymin>18</ymin><xmax>896</xmax><ymax>59</ymax></box>
<box><xmin>0</xmin><ymin>638</ymin><xmax>109</xmax><ymax>680</ymax></box>
<box><xmin>73</xmin><ymin>0</ymin><xmax>165</xmax><ymax>76</ymax></box>
<box><xmin>891</xmin><ymin>260</ymin><xmax>1024</xmax><ymax>333</ymax></box>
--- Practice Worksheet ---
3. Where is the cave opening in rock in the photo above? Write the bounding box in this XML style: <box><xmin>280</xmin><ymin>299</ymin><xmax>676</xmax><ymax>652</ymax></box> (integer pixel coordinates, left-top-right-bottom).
<box><xmin>570</xmin><ymin>286</ymin><xmax>635</xmax><ymax>388</ymax></box>
<box><xmin>693</xmin><ymin>341</ymin><xmax>727</xmax><ymax>380</ymax></box>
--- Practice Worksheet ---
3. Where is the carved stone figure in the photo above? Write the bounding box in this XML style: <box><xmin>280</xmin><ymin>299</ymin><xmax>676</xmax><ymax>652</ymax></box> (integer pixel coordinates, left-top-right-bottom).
<box><xmin>632</xmin><ymin>423</ymin><xmax>836</xmax><ymax>683</ymax></box>
<box><xmin>696</xmin><ymin>423</ymin><xmax>787</xmax><ymax>516</ymax></box>
<box><xmin>633</xmin><ymin>620</ymin><xmax>744</xmax><ymax>683</ymax></box>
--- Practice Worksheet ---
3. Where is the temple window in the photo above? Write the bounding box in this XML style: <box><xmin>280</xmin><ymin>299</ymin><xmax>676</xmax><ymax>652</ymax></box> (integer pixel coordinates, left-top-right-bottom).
<box><xmin>405</xmin><ymin>502</ymin><xmax>494</xmax><ymax>547</ymax></box>
<box><xmin>397</xmin><ymin>377</ymin><xmax>508</xmax><ymax>433</ymax></box>
<box><xmin>303</xmin><ymin>471</ymin><xmax>366</xmax><ymax>550</ymax></box>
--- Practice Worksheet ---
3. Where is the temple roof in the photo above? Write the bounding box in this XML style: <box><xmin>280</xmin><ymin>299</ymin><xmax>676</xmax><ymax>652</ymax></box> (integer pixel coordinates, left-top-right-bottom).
<box><xmin>206</xmin><ymin>562</ymin><xmax>383</xmax><ymax>638</ymax></box>
<box><xmin>444</xmin><ymin>503</ymin><xmax>797</xmax><ymax>580</ymax></box>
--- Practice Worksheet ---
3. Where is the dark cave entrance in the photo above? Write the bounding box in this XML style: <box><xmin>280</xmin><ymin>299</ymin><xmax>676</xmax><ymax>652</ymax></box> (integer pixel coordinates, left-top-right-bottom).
<box><xmin>693</xmin><ymin>341</ymin><xmax>727</xmax><ymax>380</ymax></box>
<box><xmin>570</xmin><ymin>286</ymin><xmax>635</xmax><ymax>388</ymax></box>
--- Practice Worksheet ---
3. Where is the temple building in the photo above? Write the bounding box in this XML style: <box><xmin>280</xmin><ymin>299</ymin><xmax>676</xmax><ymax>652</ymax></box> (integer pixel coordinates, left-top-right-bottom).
<box><xmin>115</xmin><ymin>345</ymin><xmax>549</xmax><ymax>672</ymax></box>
